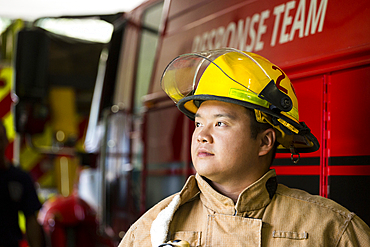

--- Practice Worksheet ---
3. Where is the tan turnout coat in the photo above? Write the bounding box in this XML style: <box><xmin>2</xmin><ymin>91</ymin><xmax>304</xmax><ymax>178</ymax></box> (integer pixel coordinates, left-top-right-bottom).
<box><xmin>118</xmin><ymin>170</ymin><xmax>370</xmax><ymax>247</ymax></box>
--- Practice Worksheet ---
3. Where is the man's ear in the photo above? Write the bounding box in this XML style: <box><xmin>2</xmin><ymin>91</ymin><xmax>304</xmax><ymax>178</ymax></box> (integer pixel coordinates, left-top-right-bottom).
<box><xmin>258</xmin><ymin>128</ymin><xmax>276</xmax><ymax>156</ymax></box>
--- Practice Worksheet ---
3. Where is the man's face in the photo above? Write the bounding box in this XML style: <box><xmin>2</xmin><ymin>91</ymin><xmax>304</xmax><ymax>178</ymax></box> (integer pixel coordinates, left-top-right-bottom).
<box><xmin>191</xmin><ymin>100</ymin><xmax>261</xmax><ymax>186</ymax></box>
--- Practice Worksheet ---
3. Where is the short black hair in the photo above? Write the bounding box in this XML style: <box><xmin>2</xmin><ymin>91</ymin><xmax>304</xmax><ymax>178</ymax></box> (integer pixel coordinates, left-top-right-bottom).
<box><xmin>245</xmin><ymin>108</ymin><xmax>272</xmax><ymax>139</ymax></box>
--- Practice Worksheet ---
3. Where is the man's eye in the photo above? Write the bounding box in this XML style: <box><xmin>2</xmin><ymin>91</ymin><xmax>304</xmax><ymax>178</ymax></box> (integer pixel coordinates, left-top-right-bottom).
<box><xmin>195</xmin><ymin>122</ymin><xmax>202</xmax><ymax>127</ymax></box>
<box><xmin>216</xmin><ymin>122</ymin><xmax>226</xmax><ymax>127</ymax></box>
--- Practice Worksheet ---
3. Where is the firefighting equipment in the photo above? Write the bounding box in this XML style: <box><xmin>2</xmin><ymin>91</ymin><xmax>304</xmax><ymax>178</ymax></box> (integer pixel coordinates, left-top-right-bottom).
<box><xmin>38</xmin><ymin>193</ymin><xmax>115</xmax><ymax>247</ymax></box>
<box><xmin>161</xmin><ymin>48</ymin><xmax>319</xmax><ymax>155</ymax></box>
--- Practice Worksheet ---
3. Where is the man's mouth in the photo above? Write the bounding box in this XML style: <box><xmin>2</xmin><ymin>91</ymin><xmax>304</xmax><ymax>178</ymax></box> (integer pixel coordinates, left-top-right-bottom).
<box><xmin>197</xmin><ymin>148</ymin><xmax>214</xmax><ymax>157</ymax></box>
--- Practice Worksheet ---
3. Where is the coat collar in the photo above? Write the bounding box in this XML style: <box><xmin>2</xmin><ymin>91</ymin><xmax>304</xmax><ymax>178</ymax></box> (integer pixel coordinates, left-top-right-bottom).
<box><xmin>192</xmin><ymin>169</ymin><xmax>277</xmax><ymax>216</ymax></box>
<box><xmin>151</xmin><ymin>170</ymin><xmax>278</xmax><ymax>247</ymax></box>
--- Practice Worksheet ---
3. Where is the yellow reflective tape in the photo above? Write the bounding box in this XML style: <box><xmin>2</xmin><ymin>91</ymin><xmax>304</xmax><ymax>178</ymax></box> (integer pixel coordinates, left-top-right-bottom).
<box><xmin>0</xmin><ymin>67</ymin><xmax>12</xmax><ymax>102</ymax></box>
<box><xmin>229</xmin><ymin>88</ymin><xmax>269</xmax><ymax>108</ymax></box>
<box><xmin>3</xmin><ymin>112</ymin><xmax>15</xmax><ymax>141</ymax></box>
<box><xmin>277</xmin><ymin>118</ymin><xmax>299</xmax><ymax>134</ymax></box>
<box><xmin>18</xmin><ymin>211</ymin><xmax>26</xmax><ymax>233</ymax></box>
<box><xmin>19</xmin><ymin>147</ymin><xmax>44</xmax><ymax>171</ymax></box>
<box><xmin>38</xmin><ymin>170</ymin><xmax>55</xmax><ymax>188</ymax></box>
<box><xmin>19</xmin><ymin>126</ymin><xmax>53</xmax><ymax>170</ymax></box>
<box><xmin>0</xmin><ymin>68</ymin><xmax>15</xmax><ymax>143</ymax></box>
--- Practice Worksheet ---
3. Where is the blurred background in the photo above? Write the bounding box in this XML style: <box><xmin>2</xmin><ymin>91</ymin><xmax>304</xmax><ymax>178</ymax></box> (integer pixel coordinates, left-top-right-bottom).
<box><xmin>0</xmin><ymin>0</ymin><xmax>147</xmax><ymax>246</ymax></box>
<box><xmin>1</xmin><ymin>0</ymin><xmax>370</xmax><ymax>246</ymax></box>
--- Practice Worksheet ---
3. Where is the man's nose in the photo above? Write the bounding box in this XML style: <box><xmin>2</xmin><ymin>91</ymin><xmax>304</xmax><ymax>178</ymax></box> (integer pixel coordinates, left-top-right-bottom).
<box><xmin>197</xmin><ymin>127</ymin><xmax>213</xmax><ymax>143</ymax></box>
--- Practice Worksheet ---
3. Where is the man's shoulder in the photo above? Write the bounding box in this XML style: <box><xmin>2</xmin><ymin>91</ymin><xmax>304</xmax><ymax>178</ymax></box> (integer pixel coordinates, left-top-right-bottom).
<box><xmin>267</xmin><ymin>184</ymin><xmax>370</xmax><ymax>245</ymax></box>
<box><xmin>275</xmin><ymin>183</ymin><xmax>353</xmax><ymax>220</ymax></box>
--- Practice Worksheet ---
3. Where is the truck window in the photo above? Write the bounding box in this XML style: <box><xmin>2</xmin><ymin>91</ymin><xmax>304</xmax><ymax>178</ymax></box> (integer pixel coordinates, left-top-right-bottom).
<box><xmin>134</xmin><ymin>1</ymin><xmax>164</xmax><ymax>114</ymax></box>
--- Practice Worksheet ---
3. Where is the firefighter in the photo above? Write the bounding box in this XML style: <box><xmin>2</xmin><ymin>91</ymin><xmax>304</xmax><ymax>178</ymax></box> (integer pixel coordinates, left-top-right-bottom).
<box><xmin>0</xmin><ymin>121</ymin><xmax>46</xmax><ymax>247</ymax></box>
<box><xmin>118</xmin><ymin>48</ymin><xmax>370</xmax><ymax>246</ymax></box>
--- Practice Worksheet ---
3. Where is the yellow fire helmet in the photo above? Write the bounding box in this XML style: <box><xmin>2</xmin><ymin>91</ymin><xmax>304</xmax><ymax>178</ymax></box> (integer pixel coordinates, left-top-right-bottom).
<box><xmin>160</xmin><ymin>48</ymin><xmax>319</xmax><ymax>155</ymax></box>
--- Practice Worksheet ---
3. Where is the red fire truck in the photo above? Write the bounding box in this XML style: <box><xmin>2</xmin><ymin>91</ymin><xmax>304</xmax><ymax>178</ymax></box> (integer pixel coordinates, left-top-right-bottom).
<box><xmin>8</xmin><ymin>0</ymin><xmax>370</xmax><ymax>243</ymax></box>
<box><xmin>85</xmin><ymin>0</ymin><xmax>370</xmax><ymax>239</ymax></box>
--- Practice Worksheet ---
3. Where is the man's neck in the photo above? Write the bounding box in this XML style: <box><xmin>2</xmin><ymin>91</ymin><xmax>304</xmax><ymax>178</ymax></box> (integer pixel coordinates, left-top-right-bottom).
<box><xmin>208</xmin><ymin>181</ymin><xmax>242</xmax><ymax>203</ymax></box>
<box><xmin>206</xmin><ymin>167</ymin><xmax>270</xmax><ymax>204</ymax></box>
